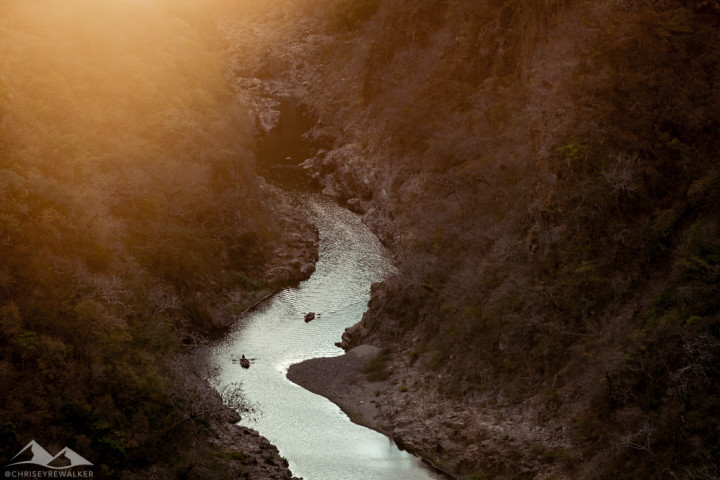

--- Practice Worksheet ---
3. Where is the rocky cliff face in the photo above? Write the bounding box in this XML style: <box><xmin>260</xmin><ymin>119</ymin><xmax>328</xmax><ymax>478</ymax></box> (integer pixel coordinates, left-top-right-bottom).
<box><xmin>225</xmin><ymin>1</ymin><xmax>720</xmax><ymax>479</ymax></box>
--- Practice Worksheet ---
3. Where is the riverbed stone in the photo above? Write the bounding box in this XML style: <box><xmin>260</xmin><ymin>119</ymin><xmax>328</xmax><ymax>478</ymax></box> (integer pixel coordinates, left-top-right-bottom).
<box><xmin>287</xmin><ymin>344</ymin><xmax>391</xmax><ymax>433</ymax></box>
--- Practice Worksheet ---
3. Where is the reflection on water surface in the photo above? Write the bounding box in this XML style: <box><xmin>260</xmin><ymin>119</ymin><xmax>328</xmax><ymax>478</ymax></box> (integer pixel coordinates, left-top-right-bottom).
<box><xmin>203</xmin><ymin>194</ymin><xmax>444</xmax><ymax>480</ymax></box>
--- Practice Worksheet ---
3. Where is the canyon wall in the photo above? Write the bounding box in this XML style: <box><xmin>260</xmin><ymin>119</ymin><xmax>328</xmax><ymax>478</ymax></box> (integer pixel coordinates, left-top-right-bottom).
<box><xmin>227</xmin><ymin>1</ymin><xmax>720</xmax><ymax>478</ymax></box>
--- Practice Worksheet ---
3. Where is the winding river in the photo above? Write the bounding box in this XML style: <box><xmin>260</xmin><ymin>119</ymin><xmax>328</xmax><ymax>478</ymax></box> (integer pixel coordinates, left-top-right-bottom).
<box><xmin>201</xmin><ymin>193</ymin><xmax>444</xmax><ymax>480</ymax></box>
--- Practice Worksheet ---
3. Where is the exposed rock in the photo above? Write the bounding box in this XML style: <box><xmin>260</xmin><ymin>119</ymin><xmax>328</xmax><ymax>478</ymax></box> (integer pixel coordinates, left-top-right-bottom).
<box><xmin>287</xmin><ymin>345</ymin><xmax>389</xmax><ymax>433</ymax></box>
<box><xmin>302</xmin><ymin>143</ymin><xmax>376</xmax><ymax>204</ymax></box>
<box><xmin>161</xmin><ymin>358</ymin><xmax>301</xmax><ymax>480</ymax></box>
<box><xmin>255</xmin><ymin>96</ymin><xmax>282</xmax><ymax>134</ymax></box>
<box><xmin>345</xmin><ymin>198</ymin><xmax>366</xmax><ymax>214</ymax></box>
<box><xmin>259</xmin><ymin>183</ymin><xmax>319</xmax><ymax>287</ymax></box>
<box><xmin>212</xmin><ymin>421</ymin><xmax>301</xmax><ymax>480</ymax></box>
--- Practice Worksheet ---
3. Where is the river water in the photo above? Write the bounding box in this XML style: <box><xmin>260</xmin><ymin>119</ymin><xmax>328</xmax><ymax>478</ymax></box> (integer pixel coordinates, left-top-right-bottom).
<box><xmin>201</xmin><ymin>193</ymin><xmax>444</xmax><ymax>480</ymax></box>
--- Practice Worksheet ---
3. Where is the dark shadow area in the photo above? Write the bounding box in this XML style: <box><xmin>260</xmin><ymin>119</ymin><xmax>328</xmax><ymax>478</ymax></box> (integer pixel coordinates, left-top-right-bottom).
<box><xmin>254</xmin><ymin>96</ymin><xmax>316</xmax><ymax>189</ymax></box>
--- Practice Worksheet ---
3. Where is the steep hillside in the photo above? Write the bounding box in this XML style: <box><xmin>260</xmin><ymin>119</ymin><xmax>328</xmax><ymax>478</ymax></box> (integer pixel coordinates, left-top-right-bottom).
<box><xmin>0</xmin><ymin>1</ymin><xmax>313</xmax><ymax>477</ymax></box>
<box><xmin>225</xmin><ymin>0</ymin><xmax>720</xmax><ymax>478</ymax></box>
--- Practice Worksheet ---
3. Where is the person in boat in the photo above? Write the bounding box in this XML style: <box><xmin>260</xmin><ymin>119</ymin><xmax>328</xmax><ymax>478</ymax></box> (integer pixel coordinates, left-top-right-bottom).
<box><xmin>240</xmin><ymin>354</ymin><xmax>250</xmax><ymax>369</ymax></box>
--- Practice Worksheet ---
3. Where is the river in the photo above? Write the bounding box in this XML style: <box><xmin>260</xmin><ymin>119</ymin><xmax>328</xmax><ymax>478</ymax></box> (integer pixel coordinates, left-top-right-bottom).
<box><xmin>200</xmin><ymin>192</ymin><xmax>444</xmax><ymax>480</ymax></box>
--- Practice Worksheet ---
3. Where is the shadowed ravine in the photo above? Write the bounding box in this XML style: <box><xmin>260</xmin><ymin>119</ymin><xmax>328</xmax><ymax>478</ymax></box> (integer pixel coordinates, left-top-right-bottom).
<box><xmin>199</xmin><ymin>192</ymin><xmax>444</xmax><ymax>480</ymax></box>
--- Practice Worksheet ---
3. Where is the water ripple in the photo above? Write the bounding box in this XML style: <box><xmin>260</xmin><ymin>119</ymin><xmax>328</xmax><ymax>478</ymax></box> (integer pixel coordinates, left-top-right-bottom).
<box><xmin>202</xmin><ymin>194</ymin><xmax>443</xmax><ymax>480</ymax></box>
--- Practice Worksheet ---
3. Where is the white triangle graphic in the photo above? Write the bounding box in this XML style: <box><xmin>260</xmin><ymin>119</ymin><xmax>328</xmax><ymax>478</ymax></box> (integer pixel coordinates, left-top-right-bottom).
<box><xmin>6</xmin><ymin>440</ymin><xmax>93</xmax><ymax>469</ymax></box>
<box><xmin>49</xmin><ymin>447</ymin><xmax>94</xmax><ymax>468</ymax></box>
<box><xmin>7</xmin><ymin>440</ymin><xmax>54</xmax><ymax>467</ymax></box>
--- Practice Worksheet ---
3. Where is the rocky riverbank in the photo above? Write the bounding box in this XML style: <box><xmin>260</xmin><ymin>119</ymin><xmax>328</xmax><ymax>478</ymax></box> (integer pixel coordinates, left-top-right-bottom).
<box><xmin>187</xmin><ymin>224</ymin><xmax>315</xmax><ymax>479</ymax></box>
<box><xmin>286</xmin><ymin>345</ymin><xmax>465</xmax><ymax>479</ymax></box>
<box><xmin>207</xmin><ymin>392</ymin><xmax>301</xmax><ymax>480</ymax></box>
<box><xmin>192</xmin><ymin>185</ymin><xmax>318</xmax><ymax>479</ymax></box>
<box><xmin>287</xmin><ymin>345</ymin><xmax>389</xmax><ymax>433</ymax></box>
<box><xmin>200</xmin><ymin>189</ymin><xmax>316</xmax><ymax>480</ymax></box>
<box><xmin>287</xmin><ymin>341</ymin><xmax>574</xmax><ymax>480</ymax></box>
<box><xmin>157</xmin><ymin>361</ymin><xmax>302</xmax><ymax>480</ymax></box>
<box><xmin>198</xmin><ymin>174</ymin><xmax>319</xmax><ymax>335</ymax></box>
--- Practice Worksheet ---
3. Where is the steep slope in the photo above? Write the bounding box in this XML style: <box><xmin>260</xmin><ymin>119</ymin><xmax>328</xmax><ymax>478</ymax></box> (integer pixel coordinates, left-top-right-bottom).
<box><xmin>0</xmin><ymin>1</ymin><xmax>314</xmax><ymax>477</ymax></box>
<box><xmin>224</xmin><ymin>0</ymin><xmax>720</xmax><ymax>478</ymax></box>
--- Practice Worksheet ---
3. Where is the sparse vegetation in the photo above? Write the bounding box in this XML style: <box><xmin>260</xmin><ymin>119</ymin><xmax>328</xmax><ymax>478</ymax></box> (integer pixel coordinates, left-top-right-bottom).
<box><xmin>363</xmin><ymin>347</ymin><xmax>392</xmax><ymax>381</ymax></box>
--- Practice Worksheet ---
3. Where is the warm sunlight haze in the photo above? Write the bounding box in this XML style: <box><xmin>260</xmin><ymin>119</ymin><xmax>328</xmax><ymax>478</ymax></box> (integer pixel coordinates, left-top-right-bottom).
<box><xmin>1</xmin><ymin>0</ymin><xmax>718</xmax><ymax>479</ymax></box>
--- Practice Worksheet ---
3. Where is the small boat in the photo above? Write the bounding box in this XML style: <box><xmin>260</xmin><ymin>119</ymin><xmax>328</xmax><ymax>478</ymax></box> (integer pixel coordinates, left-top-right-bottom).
<box><xmin>304</xmin><ymin>312</ymin><xmax>316</xmax><ymax>322</ymax></box>
<box><xmin>240</xmin><ymin>354</ymin><xmax>250</xmax><ymax>369</ymax></box>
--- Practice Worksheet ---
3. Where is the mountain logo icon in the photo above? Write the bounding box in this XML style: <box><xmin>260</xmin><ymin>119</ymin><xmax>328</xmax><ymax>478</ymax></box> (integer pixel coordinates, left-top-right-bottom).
<box><xmin>6</xmin><ymin>440</ymin><xmax>93</xmax><ymax>469</ymax></box>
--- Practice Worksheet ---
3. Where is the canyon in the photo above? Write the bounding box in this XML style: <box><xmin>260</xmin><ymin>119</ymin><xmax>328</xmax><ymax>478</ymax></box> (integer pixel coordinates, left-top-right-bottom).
<box><xmin>1</xmin><ymin>1</ymin><xmax>718</xmax><ymax>479</ymax></box>
<box><xmin>231</xmin><ymin>1</ymin><xmax>720</xmax><ymax>478</ymax></box>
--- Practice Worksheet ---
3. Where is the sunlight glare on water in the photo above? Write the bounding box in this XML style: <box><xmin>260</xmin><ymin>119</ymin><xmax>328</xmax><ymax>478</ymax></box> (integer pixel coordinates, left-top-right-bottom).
<box><xmin>202</xmin><ymin>193</ymin><xmax>445</xmax><ymax>480</ymax></box>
